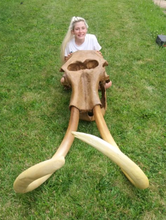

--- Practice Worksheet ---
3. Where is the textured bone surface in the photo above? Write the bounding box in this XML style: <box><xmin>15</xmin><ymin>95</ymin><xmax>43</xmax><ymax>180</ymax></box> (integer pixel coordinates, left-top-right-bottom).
<box><xmin>60</xmin><ymin>50</ymin><xmax>110</xmax><ymax>119</ymax></box>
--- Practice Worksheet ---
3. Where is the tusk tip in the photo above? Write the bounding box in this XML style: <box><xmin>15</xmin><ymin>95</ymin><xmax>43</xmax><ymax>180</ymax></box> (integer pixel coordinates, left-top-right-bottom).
<box><xmin>72</xmin><ymin>131</ymin><xmax>82</xmax><ymax>138</ymax></box>
<box><xmin>71</xmin><ymin>131</ymin><xmax>76</xmax><ymax>135</ymax></box>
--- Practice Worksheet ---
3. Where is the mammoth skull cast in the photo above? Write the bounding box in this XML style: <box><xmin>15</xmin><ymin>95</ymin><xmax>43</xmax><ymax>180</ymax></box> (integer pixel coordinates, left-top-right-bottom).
<box><xmin>13</xmin><ymin>51</ymin><xmax>149</xmax><ymax>193</ymax></box>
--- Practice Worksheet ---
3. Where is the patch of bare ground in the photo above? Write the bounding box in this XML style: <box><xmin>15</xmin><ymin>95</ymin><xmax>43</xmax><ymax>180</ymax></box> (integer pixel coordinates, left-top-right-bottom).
<box><xmin>153</xmin><ymin>0</ymin><xmax>166</xmax><ymax>13</ymax></box>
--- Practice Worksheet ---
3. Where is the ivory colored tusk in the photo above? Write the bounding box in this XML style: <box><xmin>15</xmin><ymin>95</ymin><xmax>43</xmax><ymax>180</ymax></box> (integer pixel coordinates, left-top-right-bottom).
<box><xmin>14</xmin><ymin>157</ymin><xmax>65</xmax><ymax>193</ymax></box>
<box><xmin>13</xmin><ymin>107</ymin><xmax>80</xmax><ymax>193</ymax></box>
<box><xmin>72</xmin><ymin>132</ymin><xmax>149</xmax><ymax>189</ymax></box>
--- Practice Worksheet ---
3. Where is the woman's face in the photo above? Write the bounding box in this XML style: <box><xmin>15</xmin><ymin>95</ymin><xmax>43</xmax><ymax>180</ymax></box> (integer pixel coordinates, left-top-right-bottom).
<box><xmin>72</xmin><ymin>21</ymin><xmax>87</xmax><ymax>41</ymax></box>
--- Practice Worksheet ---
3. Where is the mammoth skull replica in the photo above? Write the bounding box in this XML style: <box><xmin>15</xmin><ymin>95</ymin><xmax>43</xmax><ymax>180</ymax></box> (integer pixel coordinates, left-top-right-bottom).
<box><xmin>13</xmin><ymin>51</ymin><xmax>149</xmax><ymax>193</ymax></box>
<box><xmin>60</xmin><ymin>50</ymin><xmax>110</xmax><ymax>121</ymax></box>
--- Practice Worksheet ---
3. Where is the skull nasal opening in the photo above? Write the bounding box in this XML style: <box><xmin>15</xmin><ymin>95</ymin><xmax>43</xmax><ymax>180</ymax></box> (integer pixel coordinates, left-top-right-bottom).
<box><xmin>67</xmin><ymin>60</ymin><xmax>99</xmax><ymax>71</ymax></box>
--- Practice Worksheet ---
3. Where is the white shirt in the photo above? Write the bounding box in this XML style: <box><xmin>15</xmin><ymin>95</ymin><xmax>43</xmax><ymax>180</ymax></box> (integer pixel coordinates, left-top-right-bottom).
<box><xmin>65</xmin><ymin>34</ymin><xmax>102</xmax><ymax>56</ymax></box>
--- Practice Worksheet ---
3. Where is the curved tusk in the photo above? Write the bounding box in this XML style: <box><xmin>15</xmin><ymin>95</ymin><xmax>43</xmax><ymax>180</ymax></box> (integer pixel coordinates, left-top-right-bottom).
<box><xmin>93</xmin><ymin>105</ymin><xmax>149</xmax><ymax>189</ymax></box>
<box><xmin>13</xmin><ymin>107</ymin><xmax>79</xmax><ymax>193</ymax></box>
<box><xmin>13</xmin><ymin>156</ymin><xmax>65</xmax><ymax>193</ymax></box>
<box><xmin>72</xmin><ymin>132</ymin><xmax>149</xmax><ymax>189</ymax></box>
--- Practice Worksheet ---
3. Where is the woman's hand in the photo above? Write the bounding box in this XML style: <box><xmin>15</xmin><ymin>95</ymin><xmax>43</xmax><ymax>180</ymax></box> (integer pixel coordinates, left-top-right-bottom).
<box><xmin>97</xmin><ymin>51</ymin><xmax>103</xmax><ymax>57</ymax></box>
<box><xmin>65</xmin><ymin>52</ymin><xmax>73</xmax><ymax>62</ymax></box>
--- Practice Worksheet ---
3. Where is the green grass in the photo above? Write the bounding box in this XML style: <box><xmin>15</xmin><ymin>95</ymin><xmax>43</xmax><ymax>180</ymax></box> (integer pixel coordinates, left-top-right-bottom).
<box><xmin>0</xmin><ymin>0</ymin><xmax>166</xmax><ymax>219</ymax></box>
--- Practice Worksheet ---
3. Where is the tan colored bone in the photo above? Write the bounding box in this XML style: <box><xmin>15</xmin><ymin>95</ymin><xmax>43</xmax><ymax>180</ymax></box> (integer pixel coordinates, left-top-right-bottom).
<box><xmin>60</xmin><ymin>50</ymin><xmax>110</xmax><ymax>121</ymax></box>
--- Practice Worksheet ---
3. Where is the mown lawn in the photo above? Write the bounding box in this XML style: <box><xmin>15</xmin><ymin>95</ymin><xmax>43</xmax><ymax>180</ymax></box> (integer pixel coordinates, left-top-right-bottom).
<box><xmin>0</xmin><ymin>0</ymin><xmax>166</xmax><ymax>219</ymax></box>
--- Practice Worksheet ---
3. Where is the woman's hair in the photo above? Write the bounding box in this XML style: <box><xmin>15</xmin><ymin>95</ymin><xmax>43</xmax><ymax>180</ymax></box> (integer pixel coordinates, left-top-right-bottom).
<box><xmin>60</xmin><ymin>16</ymin><xmax>89</xmax><ymax>63</ymax></box>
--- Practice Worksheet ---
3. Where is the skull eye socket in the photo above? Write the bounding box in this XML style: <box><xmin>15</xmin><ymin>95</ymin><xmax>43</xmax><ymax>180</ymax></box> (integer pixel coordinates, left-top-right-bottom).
<box><xmin>68</xmin><ymin>60</ymin><xmax>99</xmax><ymax>71</ymax></box>
<box><xmin>68</xmin><ymin>62</ymin><xmax>86</xmax><ymax>71</ymax></box>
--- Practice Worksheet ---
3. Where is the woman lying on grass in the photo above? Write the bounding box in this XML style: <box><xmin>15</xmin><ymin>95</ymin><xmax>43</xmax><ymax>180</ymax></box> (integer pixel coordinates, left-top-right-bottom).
<box><xmin>60</xmin><ymin>16</ymin><xmax>112</xmax><ymax>89</ymax></box>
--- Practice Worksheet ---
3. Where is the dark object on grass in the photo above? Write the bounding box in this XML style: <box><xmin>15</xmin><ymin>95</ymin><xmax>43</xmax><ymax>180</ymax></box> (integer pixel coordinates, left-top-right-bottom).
<box><xmin>156</xmin><ymin>35</ymin><xmax>166</xmax><ymax>47</ymax></box>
